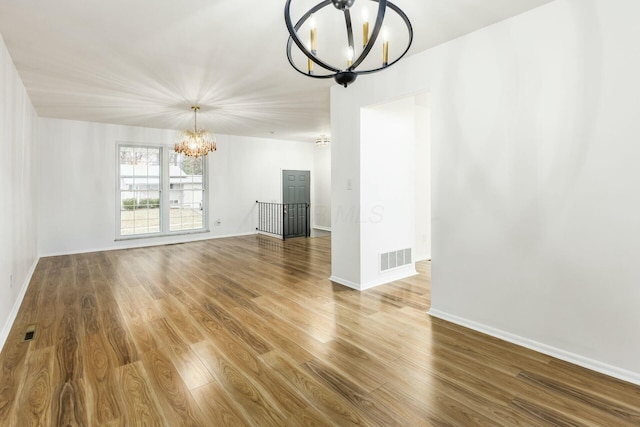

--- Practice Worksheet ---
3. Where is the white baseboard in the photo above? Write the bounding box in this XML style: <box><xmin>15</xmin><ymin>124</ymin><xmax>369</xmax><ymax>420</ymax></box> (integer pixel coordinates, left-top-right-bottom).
<box><xmin>330</xmin><ymin>268</ymin><xmax>418</xmax><ymax>291</ymax></box>
<box><xmin>360</xmin><ymin>268</ymin><xmax>418</xmax><ymax>290</ymax></box>
<box><xmin>0</xmin><ymin>257</ymin><xmax>39</xmax><ymax>354</ymax></box>
<box><xmin>39</xmin><ymin>231</ymin><xmax>258</xmax><ymax>257</ymax></box>
<box><xmin>329</xmin><ymin>275</ymin><xmax>361</xmax><ymax>290</ymax></box>
<box><xmin>256</xmin><ymin>231</ymin><xmax>284</xmax><ymax>240</ymax></box>
<box><xmin>428</xmin><ymin>308</ymin><xmax>640</xmax><ymax>387</ymax></box>
<box><xmin>312</xmin><ymin>225</ymin><xmax>331</xmax><ymax>232</ymax></box>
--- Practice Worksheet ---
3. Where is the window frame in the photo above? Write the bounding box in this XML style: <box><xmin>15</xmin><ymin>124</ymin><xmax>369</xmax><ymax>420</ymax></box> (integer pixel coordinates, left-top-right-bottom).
<box><xmin>116</xmin><ymin>143</ymin><xmax>209</xmax><ymax>240</ymax></box>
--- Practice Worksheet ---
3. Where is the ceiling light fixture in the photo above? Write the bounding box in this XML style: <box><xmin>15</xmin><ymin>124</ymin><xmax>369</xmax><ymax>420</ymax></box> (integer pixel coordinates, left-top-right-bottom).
<box><xmin>285</xmin><ymin>0</ymin><xmax>413</xmax><ymax>88</ymax></box>
<box><xmin>315</xmin><ymin>135</ymin><xmax>330</xmax><ymax>146</ymax></box>
<box><xmin>174</xmin><ymin>106</ymin><xmax>217</xmax><ymax>158</ymax></box>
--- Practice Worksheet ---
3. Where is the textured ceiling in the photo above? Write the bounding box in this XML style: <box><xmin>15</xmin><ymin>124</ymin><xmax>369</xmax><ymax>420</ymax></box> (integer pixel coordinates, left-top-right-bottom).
<box><xmin>0</xmin><ymin>0</ymin><xmax>553</xmax><ymax>142</ymax></box>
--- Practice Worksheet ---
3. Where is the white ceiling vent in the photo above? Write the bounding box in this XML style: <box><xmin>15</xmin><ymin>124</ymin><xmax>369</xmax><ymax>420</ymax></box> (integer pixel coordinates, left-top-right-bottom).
<box><xmin>380</xmin><ymin>248</ymin><xmax>412</xmax><ymax>272</ymax></box>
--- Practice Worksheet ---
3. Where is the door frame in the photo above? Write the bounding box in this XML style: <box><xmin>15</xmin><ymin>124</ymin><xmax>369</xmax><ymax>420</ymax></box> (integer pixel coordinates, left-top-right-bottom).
<box><xmin>282</xmin><ymin>169</ymin><xmax>311</xmax><ymax>238</ymax></box>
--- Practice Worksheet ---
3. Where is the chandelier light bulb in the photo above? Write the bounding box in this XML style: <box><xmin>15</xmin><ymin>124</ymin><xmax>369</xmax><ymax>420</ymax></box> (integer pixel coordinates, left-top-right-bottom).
<box><xmin>310</xmin><ymin>15</ymin><xmax>317</xmax><ymax>53</ymax></box>
<box><xmin>382</xmin><ymin>29</ymin><xmax>390</xmax><ymax>66</ymax></box>
<box><xmin>362</xmin><ymin>10</ymin><xmax>370</xmax><ymax>48</ymax></box>
<box><xmin>346</xmin><ymin>46</ymin><xmax>354</xmax><ymax>68</ymax></box>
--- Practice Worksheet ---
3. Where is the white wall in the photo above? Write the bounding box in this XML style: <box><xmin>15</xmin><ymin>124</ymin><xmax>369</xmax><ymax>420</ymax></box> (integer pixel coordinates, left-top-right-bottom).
<box><xmin>313</xmin><ymin>144</ymin><xmax>331</xmax><ymax>230</ymax></box>
<box><xmin>414</xmin><ymin>93</ymin><xmax>431</xmax><ymax>262</ymax></box>
<box><xmin>331</xmin><ymin>0</ymin><xmax>640</xmax><ymax>384</ymax></box>
<box><xmin>38</xmin><ymin>118</ymin><xmax>317</xmax><ymax>256</ymax></box>
<box><xmin>331</xmin><ymin>90</ymin><xmax>362</xmax><ymax>286</ymax></box>
<box><xmin>0</xmin><ymin>34</ymin><xmax>39</xmax><ymax>351</ymax></box>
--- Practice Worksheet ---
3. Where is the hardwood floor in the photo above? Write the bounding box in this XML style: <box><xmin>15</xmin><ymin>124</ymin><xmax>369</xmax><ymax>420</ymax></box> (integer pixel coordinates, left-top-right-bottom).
<box><xmin>1</xmin><ymin>235</ymin><xmax>640</xmax><ymax>426</ymax></box>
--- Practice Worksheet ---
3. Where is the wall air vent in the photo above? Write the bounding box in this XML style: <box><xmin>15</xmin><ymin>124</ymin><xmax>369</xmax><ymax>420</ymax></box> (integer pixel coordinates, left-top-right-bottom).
<box><xmin>380</xmin><ymin>248</ymin><xmax>412</xmax><ymax>272</ymax></box>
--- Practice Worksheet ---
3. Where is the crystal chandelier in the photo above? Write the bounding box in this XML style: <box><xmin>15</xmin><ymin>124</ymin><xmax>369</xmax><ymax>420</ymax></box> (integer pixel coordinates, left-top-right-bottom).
<box><xmin>174</xmin><ymin>106</ymin><xmax>216</xmax><ymax>158</ymax></box>
<box><xmin>285</xmin><ymin>0</ymin><xmax>413</xmax><ymax>87</ymax></box>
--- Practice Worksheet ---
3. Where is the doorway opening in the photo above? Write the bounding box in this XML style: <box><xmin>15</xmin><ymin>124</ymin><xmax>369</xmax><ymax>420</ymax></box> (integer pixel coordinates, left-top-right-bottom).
<box><xmin>358</xmin><ymin>90</ymin><xmax>431</xmax><ymax>285</ymax></box>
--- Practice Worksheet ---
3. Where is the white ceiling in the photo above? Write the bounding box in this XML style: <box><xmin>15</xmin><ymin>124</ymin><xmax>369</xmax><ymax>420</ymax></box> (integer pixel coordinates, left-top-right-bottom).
<box><xmin>0</xmin><ymin>0</ymin><xmax>553</xmax><ymax>142</ymax></box>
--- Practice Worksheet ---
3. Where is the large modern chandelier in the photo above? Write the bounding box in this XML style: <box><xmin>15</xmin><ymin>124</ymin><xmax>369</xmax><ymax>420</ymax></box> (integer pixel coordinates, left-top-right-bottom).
<box><xmin>285</xmin><ymin>0</ymin><xmax>413</xmax><ymax>87</ymax></box>
<box><xmin>174</xmin><ymin>106</ymin><xmax>217</xmax><ymax>158</ymax></box>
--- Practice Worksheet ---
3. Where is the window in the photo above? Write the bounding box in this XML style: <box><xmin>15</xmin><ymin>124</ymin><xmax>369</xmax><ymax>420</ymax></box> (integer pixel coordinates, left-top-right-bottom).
<box><xmin>118</xmin><ymin>146</ymin><xmax>161</xmax><ymax>236</ymax></box>
<box><xmin>168</xmin><ymin>153</ymin><xmax>205</xmax><ymax>232</ymax></box>
<box><xmin>117</xmin><ymin>145</ymin><xmax>207</xmax><ymax>238</ymax></box>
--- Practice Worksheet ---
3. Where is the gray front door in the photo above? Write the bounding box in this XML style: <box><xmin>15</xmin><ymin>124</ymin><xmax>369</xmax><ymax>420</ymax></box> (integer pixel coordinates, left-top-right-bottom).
<box><xmin>282</xmin><ymin>170</ymin><xmax>310</xmax><ymax>238</ymax></box>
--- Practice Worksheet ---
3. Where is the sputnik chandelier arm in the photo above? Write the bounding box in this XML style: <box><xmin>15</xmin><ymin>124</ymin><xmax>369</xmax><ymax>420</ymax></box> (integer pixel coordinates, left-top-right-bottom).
<box><xmin>284</xmin><ymin>0</ymin><xmax>413</xmax><ymax>87</ymax></box>
<box><xmin>286</xmin><ymin>0</ymin><xmax>339</xmax><ymax>75</ymax></box>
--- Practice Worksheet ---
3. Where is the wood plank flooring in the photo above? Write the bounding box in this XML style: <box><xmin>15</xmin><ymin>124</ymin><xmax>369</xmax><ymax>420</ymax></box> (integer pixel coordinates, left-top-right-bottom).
<box><xmin>1</xmin><ymin>235</ymin><xmax>640</xmax><ymax>426</ymax></box>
